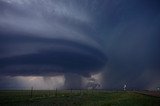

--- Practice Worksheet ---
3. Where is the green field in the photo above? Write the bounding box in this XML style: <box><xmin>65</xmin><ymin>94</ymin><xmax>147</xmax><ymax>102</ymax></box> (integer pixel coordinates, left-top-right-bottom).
<box><xmin>0</xmin><ymin>90</ymin><xmax>159</xmax><ymax>106</ymax></box>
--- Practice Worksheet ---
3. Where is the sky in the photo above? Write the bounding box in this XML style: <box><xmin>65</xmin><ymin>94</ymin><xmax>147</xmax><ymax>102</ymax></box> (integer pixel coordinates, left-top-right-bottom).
<box><xmin>0</xmin><ymin>0</ymin><xmax>160</xmax><ymax>90</ymax></box>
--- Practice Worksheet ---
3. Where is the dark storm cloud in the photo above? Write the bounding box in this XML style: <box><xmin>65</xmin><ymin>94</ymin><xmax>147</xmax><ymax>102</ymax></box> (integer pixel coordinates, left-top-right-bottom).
<box><xmin>0</xmin><ymin>36</ymin><xmax>107</xmax><ymax>76</ymax></box>
<box><xmin>0</xmin><ymin>0</ymin><xmax>108</xmax><ymax>77</ymax></box>
<box><xmin>0</xmin><ymin>0</ymin><xmax>160</xmax><ymax>89</ymax></box>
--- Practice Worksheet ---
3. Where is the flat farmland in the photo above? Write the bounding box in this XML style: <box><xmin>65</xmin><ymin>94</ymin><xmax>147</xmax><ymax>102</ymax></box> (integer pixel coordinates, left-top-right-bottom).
<box><xmin>0</xmin><ymin>90</ymin><xmax>159</xmax><ymax>106</ymax></box>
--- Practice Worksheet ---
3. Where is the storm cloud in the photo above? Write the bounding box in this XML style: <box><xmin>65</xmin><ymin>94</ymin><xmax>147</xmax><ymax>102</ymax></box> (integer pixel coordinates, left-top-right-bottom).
<box><xmin>0</xmin><ymin>0</ymin><xmax>160</xmax><ymax>90</ymax></box>
<box><xmin>0</xmin><ymin>35</ymin><xmax>107</xmax><ymax>76</ymax></box>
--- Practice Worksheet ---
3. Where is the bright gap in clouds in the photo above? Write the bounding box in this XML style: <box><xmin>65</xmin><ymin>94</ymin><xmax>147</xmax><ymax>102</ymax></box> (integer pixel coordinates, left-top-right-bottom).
<box><xmin>0</xmin><ymin>73</ymin><xmax>104</xmax><ymax>90</ymax></box>
<box><xmin>4</xmin><ymin>75</ymin><xmax>65</xmax><ymax>90</ymax></box>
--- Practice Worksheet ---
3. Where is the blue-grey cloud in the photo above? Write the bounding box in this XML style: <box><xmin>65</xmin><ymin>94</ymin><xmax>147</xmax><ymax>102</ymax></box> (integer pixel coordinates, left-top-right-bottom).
<box><xmin>0</xmin><ymin>0</ymin><xmax>160</xmax><ymax>89</ymax></box>
<box><xmin>0</xmin><ymin>36</ymin><xmax>107</xmax><ymax>76</ymax></box>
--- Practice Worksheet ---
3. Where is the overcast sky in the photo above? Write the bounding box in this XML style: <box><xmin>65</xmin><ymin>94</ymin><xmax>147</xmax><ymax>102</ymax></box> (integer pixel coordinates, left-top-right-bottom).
<box><xmin>0</xmin><ymin>0</ymin><xmax>160</xmax><ymax>90</ymax></box>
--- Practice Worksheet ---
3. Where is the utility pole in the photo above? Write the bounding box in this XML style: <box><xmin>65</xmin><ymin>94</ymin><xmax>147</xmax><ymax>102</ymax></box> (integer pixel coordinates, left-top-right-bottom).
<box><xmin>55</xmin><ymin>88</ymin><xmax>57</xmax><ymax>97</ymax></box>
<box><xmin>31</xmin><ymin>86</ymin><xmax>33</xmax><ymax>98</ymax></box>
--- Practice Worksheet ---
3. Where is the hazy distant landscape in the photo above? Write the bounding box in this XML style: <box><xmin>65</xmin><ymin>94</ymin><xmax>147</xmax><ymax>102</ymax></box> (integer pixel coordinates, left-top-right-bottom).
<box><xmin>0</xmin><ymin>90</ymin><xmax>159</xmax><ymax>106</ymax></box>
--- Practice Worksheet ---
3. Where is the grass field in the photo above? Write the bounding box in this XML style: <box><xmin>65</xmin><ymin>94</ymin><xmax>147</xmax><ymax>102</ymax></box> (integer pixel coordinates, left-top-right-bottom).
<box><xmin>0</xmin><ymin>90</ymin><xmax>159</xmax><ymax>106</ymax></box>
